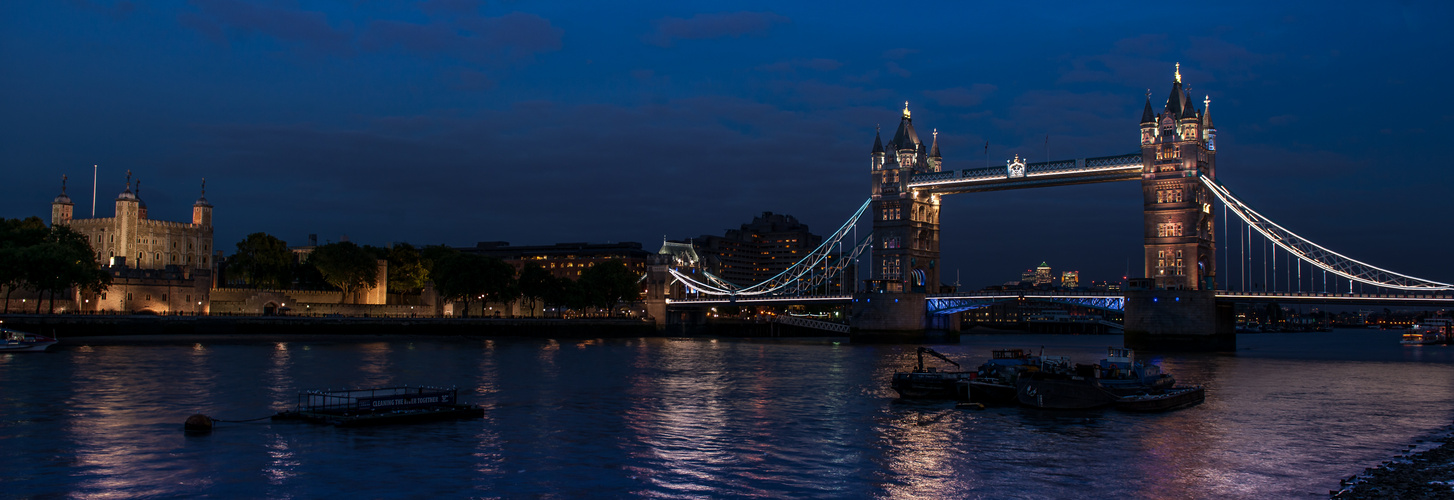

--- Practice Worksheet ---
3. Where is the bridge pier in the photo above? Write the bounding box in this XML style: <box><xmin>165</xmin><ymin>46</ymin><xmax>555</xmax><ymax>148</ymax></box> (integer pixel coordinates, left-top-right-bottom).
<box><xmin>1123</xmin><ymin>288</ymin><xmax>1234</xmax><ymax>351</ymax></box>
<box><xmin>849</xmin><ymin>292</ymin><xmax>958</xmax><ymax>342</ymax></box>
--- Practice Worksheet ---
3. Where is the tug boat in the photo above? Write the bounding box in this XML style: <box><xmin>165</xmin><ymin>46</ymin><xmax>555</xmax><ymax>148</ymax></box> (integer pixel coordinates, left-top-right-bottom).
<box><xmin>1401</xmin><ymin>318</ymin><xmax>1452</xmax><ymax>345</ymax></box>
<box><xmin>0</xmin><ymin>326</ymin><xmax>59</xmax><ymax>352</ymax></box>
<box><xmin>890</xmin><ymin>347</ymin><xmax>974</xmax><ymax>401</ymax></box>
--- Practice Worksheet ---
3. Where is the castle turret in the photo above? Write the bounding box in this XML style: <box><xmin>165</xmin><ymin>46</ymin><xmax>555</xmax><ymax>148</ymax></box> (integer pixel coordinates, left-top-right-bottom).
<box><xmin>870</xmin><ymin>126</ymin><xmax>885</xmax><ymax>171</ymax></box>
<box><xmin>192</xmin><ymin>178</ymin><xmax>212</xmax><ymax>227</ymax></box>
<box><xmin>929</xmin><ymin>129</ymin><xmax>942</xmax><ymax>170</ymax></box>
<box><xmin>1202</xmin><ymin>95</ymin><xmax>1217</xmax><ymax>152</ymax></box>
<box><xmin>114</xmin><ymin>171</ymin><xmax>140</xmax><ymax>267</ymax></box>
<box><xmin>135</xmin><ymin>179</ymin><xmax>148</xmax><ymax>220</ymax></box>
<box><xmin>51</xmin><ymin>175</ymin><xmax>74</xmax><ymax>226</ymax></box>
<box><xmin>1140</xmin><ymin>93</ymin><xmax>1157</xmax><ymax>146</ymax></box>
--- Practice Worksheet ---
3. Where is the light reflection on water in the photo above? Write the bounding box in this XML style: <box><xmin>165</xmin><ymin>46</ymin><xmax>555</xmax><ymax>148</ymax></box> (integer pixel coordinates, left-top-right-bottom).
<box><xmin>0</xmin><ymin>330</ymin><xmax>1452</xmax><ymax>498</ymax></box>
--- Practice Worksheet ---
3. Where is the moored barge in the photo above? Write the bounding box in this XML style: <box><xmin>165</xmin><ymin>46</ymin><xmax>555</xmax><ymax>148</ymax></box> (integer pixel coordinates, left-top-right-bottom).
<box><xmin>272</xmin><ymin>385</ymin><xmax>484</xmax><ymax>427</ymax></box>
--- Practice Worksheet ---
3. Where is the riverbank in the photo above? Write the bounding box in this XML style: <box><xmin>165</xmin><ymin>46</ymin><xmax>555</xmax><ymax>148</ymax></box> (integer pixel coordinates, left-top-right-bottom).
<box><xmin>1332</xmin><ymin>422</ymin><xmax>1454</xmax><ymax>498</ymax></box>
<box><xmin>0</xmin><ymin>313</ymin><xmax>659</xmax><ymax>338</ymax></box>
<box><xmin>0</xmin><ymin>314</ymin><xmax>843</xmax><ymax>339</ymax></box>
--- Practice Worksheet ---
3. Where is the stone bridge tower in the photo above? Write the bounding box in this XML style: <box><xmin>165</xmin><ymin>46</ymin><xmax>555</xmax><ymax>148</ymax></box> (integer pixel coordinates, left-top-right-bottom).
<box><xmin>1140</xmin><ymin>64</ymin><xmax>1217</xmax><ymax>290</ymax></box>
<box><xmin>869</xmin><ymin>103</ymin><xmax>942</xmax><ymax>293</ymax></box>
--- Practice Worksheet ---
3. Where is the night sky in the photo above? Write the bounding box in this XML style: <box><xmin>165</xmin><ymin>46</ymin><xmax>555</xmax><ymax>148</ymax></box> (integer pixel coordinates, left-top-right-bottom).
<box><xmin>3</xmin><ymin>1</ymin><xmax>1451</xmax><ymax>289</ymax></box>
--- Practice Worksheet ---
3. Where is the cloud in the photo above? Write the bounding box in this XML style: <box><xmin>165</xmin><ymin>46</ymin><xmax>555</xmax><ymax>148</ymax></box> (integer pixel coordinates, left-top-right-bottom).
<box><xmin>449</xmin><ymin>69</ymin><xmax>496</xmax><ymax>91</ymax></box>
<box><xmin>924</xmin><ymin>84</ymin><xmax>997</xmax><ymax>108</ymax></box>
<box><xmin>183</xmin><ymin>97</ymin><xmax>869</xmax><ymax>249</ymax></box>
<box><xmin>882</xmin><ymin>48</ymin><xmax>917</xmax><ymax>60</ymax></box>
<box><xmin>643</xmin><ymin>11</ymin><xmax>788</xmax><ymax>47</ymax></box>
<box><xmin>418</xmin><ymin>0</ymin><xmax>485</xmax><ymax>17</ymax></box>
<box><xmin>757</xmin><ymin>58</ymin><xmax>842</xmax><ymax>73</ymax></box>
<box><xmin>885</xmin><ymin>61</ymin><xmax>910</xmax><ymax>78</ymax></box>
<box><xmin>359</xmin><ymin>13</ymin><xmax>563</xmax><ymax>63</ymax></box>
<box><xmin>1058</xmin><ymin>34</ymin><xmax>1170</xmax><ymax>85</ymax></box>
<box><xmin>184</xmin><ymin>0</ymin><xmax>352</xmax><ymax>54</ymax></box>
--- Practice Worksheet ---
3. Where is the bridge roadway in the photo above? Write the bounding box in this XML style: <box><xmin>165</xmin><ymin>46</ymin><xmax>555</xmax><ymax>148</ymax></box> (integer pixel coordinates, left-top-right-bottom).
<box><xmin>666</xmin><ymin>291</ymin><xmax>1454</xmax><ymax>312</ymax></box>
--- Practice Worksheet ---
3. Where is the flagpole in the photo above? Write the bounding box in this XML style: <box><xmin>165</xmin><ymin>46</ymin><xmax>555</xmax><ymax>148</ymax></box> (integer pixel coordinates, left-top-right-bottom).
<box><xmin>91</xmin><ymin>164</ymin><xmax>97</xmax><ymax>217</ymax></box>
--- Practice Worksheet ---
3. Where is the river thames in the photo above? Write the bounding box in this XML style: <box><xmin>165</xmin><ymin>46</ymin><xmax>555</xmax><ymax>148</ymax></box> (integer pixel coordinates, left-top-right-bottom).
<box><xmin>3</xmin><ymin>329</ymin><xmax>1453</xmax><ymax>499</ymax></box>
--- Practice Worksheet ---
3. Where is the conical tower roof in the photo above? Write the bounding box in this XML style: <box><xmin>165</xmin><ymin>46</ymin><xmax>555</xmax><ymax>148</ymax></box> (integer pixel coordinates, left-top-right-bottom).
<box><xmin>871</xmin><ymin>128</ymin><xmax>884</xmax><ymax>154</ymax></box>
<box><xmin>1141</xmin><ymin>95</ymin><xmax>1156</xmax><ymax>124</ymax></box>
<box><xmin>889</xmin><ymin>102</ymin><xmax>920</xmax><ymax>151</ymax></box>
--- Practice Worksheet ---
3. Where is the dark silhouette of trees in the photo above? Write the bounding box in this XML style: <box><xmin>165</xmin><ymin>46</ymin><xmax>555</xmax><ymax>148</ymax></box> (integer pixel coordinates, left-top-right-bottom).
<box><xmin>229</xmin><ymin>232</ymin><xmax>293</xmax><ymax>289</ymax></box>
<box><xmin>308</xmin><ymin>242</ymin><xmax>379</xmax><ymax>304</ymax></box>
<box><xmin>387</xmin><ymin>243</ymin><xmax>428</xmax><ymax>294</ymax></box>
<box><xmin>517</xmin><ymin>263</ymin><xmax>553</xmax><ymax>318</ymax></box>
<box><xmin>432</xmin><ymin>253</ymin><xmax>517</xmax><ymax>317</ymax></box>
<box><xmin>579</xmin><ymin>260</ymin><xmax>642</xmax><ymax>317</ymax></box>
<box><xmin>0</xmin><ymin>218</ymin><xmax>109</xmax><ymax>314</ymax></box>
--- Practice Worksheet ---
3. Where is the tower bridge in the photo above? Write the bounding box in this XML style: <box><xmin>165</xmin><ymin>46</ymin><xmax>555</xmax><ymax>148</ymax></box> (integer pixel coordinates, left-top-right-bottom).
<box><xmin>660</xmin><ymin>64</ymin><xmax>1453</xmax><ymax>348</ymax></box>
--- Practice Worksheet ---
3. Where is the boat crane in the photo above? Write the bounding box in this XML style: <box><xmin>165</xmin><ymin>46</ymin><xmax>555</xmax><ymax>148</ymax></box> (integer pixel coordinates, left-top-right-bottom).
<box><xmin>915</xmin><ymin>347</ymin><xmax>960</xmax><ymax>373</ymax></box>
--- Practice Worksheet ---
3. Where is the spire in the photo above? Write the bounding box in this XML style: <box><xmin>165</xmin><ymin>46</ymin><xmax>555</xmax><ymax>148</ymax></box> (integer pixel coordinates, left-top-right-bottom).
<box><xmin>116</xmin><ymin>170</ymin><xmax>136</xmax><ymax>201</ymax></box>
<box><xmin>1140</xmin><ymin>90</ymin><xmax>1155</xmax><ymax>124</ymax></box>
<box><xmin>1181</xmin><ymin>89</ymin><xmax>1198</xmax><ymax>119</ymax></box>
<box><xmin>890</xmin><ymin>103</ymin><xmax>920</xmax><ymax>151</ymax></box>
<box><xmin>930</xmin><ymin>128</ymin><xmax>941</xmax><ymax>158</ymax></box>
<box><xmin>1202</xmin><ymin>95</ymin><xmax>1215</xmax><ymax>129</ymax></box>
<box><xmin>194</xmin><ymin>178</ymin><xmax>212</xmax><ymax>207</ymax></box>
<box><xmin>1163</xmin><ymin>64</ymin><xmax>1184</xmax><ymax>117</ymax></box>
<box><xmin>53</xmin><ymin>175</ymin><xmax>73</xmax><ymax>204</ymax></box>
<box><xmin>871</xmin><ymin>125</ymin><xmax>884</xmax><ymax>154</ymax></box>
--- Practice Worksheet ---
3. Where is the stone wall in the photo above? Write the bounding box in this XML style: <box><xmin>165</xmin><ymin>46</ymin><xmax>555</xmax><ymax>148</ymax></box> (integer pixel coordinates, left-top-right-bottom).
<box><xmin>1123</xmin><ymin>288</ymin><xmax>1234</xmax><ymax>351</ymax></box>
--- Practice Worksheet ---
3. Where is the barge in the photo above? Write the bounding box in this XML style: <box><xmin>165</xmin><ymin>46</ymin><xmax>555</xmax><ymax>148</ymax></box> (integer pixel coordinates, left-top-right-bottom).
<box><xmin>272</xmin><ymin>385</ymin><xmax>484</xmax><ymax>427</ymax></box>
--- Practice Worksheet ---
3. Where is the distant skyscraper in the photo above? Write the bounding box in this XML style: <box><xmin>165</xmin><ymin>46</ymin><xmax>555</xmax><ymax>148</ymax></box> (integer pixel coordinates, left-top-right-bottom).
<box><xmin>1020</xmin><ymin>269</ymin><xmax>1036</xmax><ymax>284</ymax></box>
<box><xmin>1061</xmin><ymin>271</ymin><xmax>1079</xmax><ymax>288</ymax></box>
<box><xmin>1034</xmin><ymin>262</ymin><xmax>1053</xmax><ymax>285</ymax></box>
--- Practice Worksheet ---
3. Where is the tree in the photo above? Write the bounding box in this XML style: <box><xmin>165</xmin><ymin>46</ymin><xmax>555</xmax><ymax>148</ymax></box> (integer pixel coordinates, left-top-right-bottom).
<box><xmin>517</xmin><ymin>263</ymin><xmax>554</xmax><ymax>318</ymax></box>
<box><xmin>0</xmin><ymin>217</ymin><xmax>49</xmax><ymax>313</ymax></box>
<box><xmin>432</xmin><ymin>253</ymin><xmax>517</xmax><ymax>317</ymax></box>
<box><xmin>308</xmin><ymin>242</ymin><xmax>379</xmax><ymax>303</ymax></box>
<box><xmin>419</xmin><ymin>245</ymin><xmax>459</xmax><ymax>279</ymax></box>
<box><xmin>229</xmin><ymin>232</ymin><xmax>293</xmax><ymax>289</ymax></box>
<box><xmin>387</xmin><ymin>243</ymin><xmax>428</xmax><ymax>293</ymax></box>
<box><xmin>0</xmin><ymin>222</ymin><xmax>108</xmax><ymax>314</ymax></box>
<box><xmin>578</xmin><ymin>260</ymin><xmax>642</xmax><ymax>317</ymax></box>
<box><xmin>432</xmin><ymin>253</ymin><xmax>488</xmax><ymax>317</ymax></box>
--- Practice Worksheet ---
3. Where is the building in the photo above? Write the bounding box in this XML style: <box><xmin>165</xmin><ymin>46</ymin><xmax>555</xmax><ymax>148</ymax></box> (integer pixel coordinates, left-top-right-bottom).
<box><xmin>687</xmin><ymin>212</ymin><xmax>824</xmax><ymax>287</ymax></box>
<box><xmin>1033</xmin><ymin>262</ymin><xmax>1053</xmax><ymax>285</ymax></box>
<box><xmin>50</xmin><ymin>172</ymin><xmax>215</xmax><ymax>314</ymax></box>
<box><xmin>1061</xmin><ymin>271</ymin><xmax>1079</xmax><ymax>289</ymax></box>
<box><xmin>462</xmin><ymin>241</ymin><xmax>651</xmax><ymax>280</ymax></box>
<box><xmin>867</xmin><ymin>103</ymin><xmax>941</xmax><ymax>293</ymax></box>
<box><xmin>1140</xmin><ymin>63</ymin><xmax>1217</xmax><ymax>289</ymax></box>
<box><xmin>1019</xmin><ymin>269</ymin><xmax>1036</xmax><ymax>284</ymax></box>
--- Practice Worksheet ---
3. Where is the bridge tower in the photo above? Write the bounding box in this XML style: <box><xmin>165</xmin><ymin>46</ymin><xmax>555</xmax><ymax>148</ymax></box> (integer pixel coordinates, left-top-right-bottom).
<box><xmin>868</xmin><ymin>103</ymin><xmax>942</xmax><ymax>293</ymax></box>
<box><xmin>1139</xmin><ymin>63</ymin><xmax>1217</xmax><ymax>290</ymax></box>
<box><xmin>1125</xmin><ymin>64</ymin><xmax>1233</xmax><ymax>351</ymax></box>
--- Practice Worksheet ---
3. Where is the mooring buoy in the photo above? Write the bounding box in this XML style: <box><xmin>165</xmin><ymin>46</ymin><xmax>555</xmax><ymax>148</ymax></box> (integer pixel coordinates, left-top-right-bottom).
<box><xmin>184</xmin><ymin>414</ymin><xmax>214</xmax><ymax>432</ymax></box>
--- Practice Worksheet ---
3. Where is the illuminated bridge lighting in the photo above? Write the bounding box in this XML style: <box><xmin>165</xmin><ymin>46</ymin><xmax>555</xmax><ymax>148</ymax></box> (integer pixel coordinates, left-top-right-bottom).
<box><xmin>1202</xmin><ymin>175</ymin><xmax>1454</xmax><ymax>292</ymax></box>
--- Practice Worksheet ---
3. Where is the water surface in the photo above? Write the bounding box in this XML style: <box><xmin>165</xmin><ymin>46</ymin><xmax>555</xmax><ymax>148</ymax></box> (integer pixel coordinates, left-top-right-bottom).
<box><xmin>2</xmin><ymin>329</ymin><xmax>1452</xmax><ymax>499</ymax></box>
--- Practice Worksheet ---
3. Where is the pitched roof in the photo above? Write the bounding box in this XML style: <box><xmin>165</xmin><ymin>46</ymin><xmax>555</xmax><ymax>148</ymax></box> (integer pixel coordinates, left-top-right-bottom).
<box><xmin>889</xmin><ymin>114</ymin><xmax>920</xmax><ymax>151</ymax></box>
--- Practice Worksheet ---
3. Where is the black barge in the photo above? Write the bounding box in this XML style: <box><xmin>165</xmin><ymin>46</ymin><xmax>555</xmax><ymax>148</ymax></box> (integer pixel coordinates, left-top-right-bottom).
<box><xmin>272</xmin><ymin>386</ymin><xmax>484</xmax><ymax>427</ymax></box>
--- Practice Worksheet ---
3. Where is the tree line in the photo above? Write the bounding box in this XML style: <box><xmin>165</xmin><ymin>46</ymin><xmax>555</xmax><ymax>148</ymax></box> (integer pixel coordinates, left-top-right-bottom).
<box><xmin>226</xmin><ymin>233</ymin><xmax>643</xmax><ymax>316</ymax></box>
<box><xmin>0</xmin><ymin>217</ymin><xmax>110</xmax><ymax>314</ymax></box>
